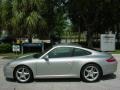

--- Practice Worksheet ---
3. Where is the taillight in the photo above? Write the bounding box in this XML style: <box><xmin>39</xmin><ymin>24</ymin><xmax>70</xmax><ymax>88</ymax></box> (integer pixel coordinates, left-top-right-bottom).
<box><xmin>106</xmin><ymin>57</ymin><xmax>116</xmax><ymax>62</ymax></box>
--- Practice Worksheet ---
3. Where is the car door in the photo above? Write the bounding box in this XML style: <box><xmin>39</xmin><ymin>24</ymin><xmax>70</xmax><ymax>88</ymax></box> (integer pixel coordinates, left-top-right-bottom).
<box><xmin>36</xmin><ymin>47</ymin><xmax>74</xmax><ymax>76</ymax></box>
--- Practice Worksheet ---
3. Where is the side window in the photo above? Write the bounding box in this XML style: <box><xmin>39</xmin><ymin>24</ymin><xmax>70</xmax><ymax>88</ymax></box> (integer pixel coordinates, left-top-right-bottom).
<box><xmin>73</xmin><ymin>48</ymin><xmax>91</xmax><ymax>56</ymax></box>
<box><xmin>48</xmin><ymin>47</ymin><xmax>73</xmax><ymax>58</ymax></box>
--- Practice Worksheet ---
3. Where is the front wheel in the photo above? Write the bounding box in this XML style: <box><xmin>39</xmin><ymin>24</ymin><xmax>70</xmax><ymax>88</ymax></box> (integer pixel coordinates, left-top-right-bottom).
<box><xmin>14</xmin><ymin>66</ymin><xmax>33</xmax><ymax>83</ymax></box>
<box><xmin>81</xmin><ymin>64</ymin><xmax>102</xmax><ymax>82</ymax></box>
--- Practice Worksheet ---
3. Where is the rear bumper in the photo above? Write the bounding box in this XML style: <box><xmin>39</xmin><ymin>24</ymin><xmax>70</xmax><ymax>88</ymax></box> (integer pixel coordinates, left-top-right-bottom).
<box><xmin>102</xmin><ymin>61</ymin><xmax>117</xmax><ymax>75</ymax></box>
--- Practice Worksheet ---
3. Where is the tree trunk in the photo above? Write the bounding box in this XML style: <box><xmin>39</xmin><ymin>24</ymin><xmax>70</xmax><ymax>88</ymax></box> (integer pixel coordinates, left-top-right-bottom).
<box><xmin>65</xmin><ymin>32</ymin><xmax>67</xmax><ymax>43</ymax></box>
<box><xmin>28</xmin><ymin>35</ymin><xmax>32</xmax><ymax>43</ymax></box>
<box><xmin>78</xmin><ymin>26</ymin><xmax>81</xmax><ymax>43</ymax></box>
<box><xmin>116</xmin><ymin>23</ymin><xmax>120</xmax><ymax>49</ymax></box>
<box><xmin>87</xmin><ymin>29</ymin><xmax>93</xmax><ymax>48</ymax></box>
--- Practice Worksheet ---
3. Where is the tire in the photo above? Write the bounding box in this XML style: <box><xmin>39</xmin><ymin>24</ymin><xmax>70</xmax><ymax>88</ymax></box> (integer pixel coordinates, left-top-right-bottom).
<box><xmin>14</xmin><ymin>65</ymin><xmax>33</xmax><ymax>83</ymax></box>
<box><xmin>81</xmin><ymin>64</ymin><xmax>102</xmax><ymax>82</ymax></box>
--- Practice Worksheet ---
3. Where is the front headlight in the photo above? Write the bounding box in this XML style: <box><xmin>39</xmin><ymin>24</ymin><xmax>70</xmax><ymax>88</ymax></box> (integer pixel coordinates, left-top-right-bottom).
<box><xmin>3</xmin><ymin>61</ymin><xmax>15</xmax><ymax>78</ymax></box>
<box><xmin>5</xmin><ymin>61</ymin><xmax>15</xmax><ymax>68</ymax></box>
<box><xmin>6</xmin><ymin>62</ymin><xmax>11</xmax><ymax>66</ymax></box>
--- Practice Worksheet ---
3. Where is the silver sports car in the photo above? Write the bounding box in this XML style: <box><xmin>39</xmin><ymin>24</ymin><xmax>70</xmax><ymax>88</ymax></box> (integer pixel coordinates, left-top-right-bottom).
<box><xmin>4</xmin><ymin>44</ymin><xmax>117</xmax><ymax>83</ymax></box>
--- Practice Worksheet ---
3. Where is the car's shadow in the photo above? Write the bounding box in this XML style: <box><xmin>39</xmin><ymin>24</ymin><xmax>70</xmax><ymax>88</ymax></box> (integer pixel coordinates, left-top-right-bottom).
<box><xmin>6</xmin><ymin>74</ymin><xmax>116</xmax><ymax>83</ymax></box>
<box><xmin>101</xmin><ymin>73</ymin><xmax>116</xmax><ymax>81</ymax></box>
<box><xmin>6</xmin><ymin>78</ymin><xmax>16</xmax><ymax>82</ymax></box>
<box><xmin>34</xmin><ymin>78</ymin><xmax>81</xmax><ymax>82</ymax></box>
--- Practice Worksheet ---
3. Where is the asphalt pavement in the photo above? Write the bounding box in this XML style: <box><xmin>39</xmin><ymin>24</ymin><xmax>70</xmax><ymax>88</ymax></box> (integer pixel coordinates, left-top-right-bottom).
<box><xmin>0</xmin><ymin>54</ymin><xmax>120</xmax><ymax>90</ymax></box>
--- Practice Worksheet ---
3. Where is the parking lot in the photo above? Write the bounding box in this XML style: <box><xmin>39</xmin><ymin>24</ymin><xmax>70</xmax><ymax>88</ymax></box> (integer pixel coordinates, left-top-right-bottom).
<box><xmin>0</xmin><ymin>54</ymin><xmax>120</xmax><ymax>90</ymax></box>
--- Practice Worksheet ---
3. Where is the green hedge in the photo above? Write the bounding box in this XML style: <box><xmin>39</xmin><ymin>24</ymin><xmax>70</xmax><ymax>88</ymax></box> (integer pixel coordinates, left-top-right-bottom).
<box><xmin>0</xmin><ymin>44</ymin><xmax>12</xmax><ymax>53</ymax></box>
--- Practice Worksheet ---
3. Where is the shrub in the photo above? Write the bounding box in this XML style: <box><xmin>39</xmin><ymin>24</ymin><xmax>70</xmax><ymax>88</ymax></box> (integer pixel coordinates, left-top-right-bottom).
<box><xmin>0</xmin><ymin>43</ymin><xmax>12</xmax><ymax>53</ymax></box>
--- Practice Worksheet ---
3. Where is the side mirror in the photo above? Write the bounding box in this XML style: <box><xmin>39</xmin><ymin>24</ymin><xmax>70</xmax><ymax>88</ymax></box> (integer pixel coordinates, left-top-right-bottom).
<box><xmin>43</xmin><ymin>55</ymin><xmax>49</xmax><ymax>61</ymax></box>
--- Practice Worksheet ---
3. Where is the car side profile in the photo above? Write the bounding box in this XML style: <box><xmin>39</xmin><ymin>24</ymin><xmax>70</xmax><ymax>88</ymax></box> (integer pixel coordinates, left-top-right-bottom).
<box><xmin>4</xmin><ymin>44</ymin><xmax>117</xmax><ymax>83</ymax></box>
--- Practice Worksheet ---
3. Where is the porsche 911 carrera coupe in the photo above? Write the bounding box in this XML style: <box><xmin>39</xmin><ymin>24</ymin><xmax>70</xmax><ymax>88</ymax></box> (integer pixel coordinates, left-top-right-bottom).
<box><xmin>4</xmin><ymin>44</ymin><xmax>117</xmax><ymax>83</ymax></box>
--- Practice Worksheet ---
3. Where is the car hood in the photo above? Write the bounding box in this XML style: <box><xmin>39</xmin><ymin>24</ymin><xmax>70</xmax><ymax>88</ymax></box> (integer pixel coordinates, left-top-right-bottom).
<box><xmin>7</xmin><ymin>53</ymin><xmax>41</xmax><ymax>66</ymax></box>
<box><xmin>17</xmin><ymin>53</ymin><xmax>35</xmax><ymax>60</ymax></box>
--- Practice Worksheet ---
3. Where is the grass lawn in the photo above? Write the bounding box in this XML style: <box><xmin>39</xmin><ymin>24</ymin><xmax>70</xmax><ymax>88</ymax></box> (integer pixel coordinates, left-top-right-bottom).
<box><xmin>111</xmin><ymin>50</ymin><xmax>120</xmax><ymax>54</ymax></box>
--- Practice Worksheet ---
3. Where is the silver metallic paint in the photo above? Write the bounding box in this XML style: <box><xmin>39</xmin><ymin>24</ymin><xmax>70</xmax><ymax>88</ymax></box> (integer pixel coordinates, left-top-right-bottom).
<box><xmin>3</xmin><ymin>45</ymin><xmax>117</xmax><ymax>79</ymax></box>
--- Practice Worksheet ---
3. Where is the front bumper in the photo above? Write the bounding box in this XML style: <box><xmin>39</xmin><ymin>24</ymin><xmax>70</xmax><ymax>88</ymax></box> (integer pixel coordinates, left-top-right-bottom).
<box><xmin>3</xmin><ymin>65</ymin><xmax>14</xmax><ymax>79</ymax></box>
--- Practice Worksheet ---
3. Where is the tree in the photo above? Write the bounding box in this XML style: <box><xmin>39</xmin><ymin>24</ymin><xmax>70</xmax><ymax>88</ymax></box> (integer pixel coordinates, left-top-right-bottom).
<box><xmin>1</xmin><ymin>0</ymin><xmax>13</xmax><ymax>36</ymax></box>
<box><xmin>0</xmin><ymin>0</ymin><xmax>70</xmax><ymax>41</ymax></box>
<box><xmin>53</xmin><ymin>0</ymin><xmax>68</xmax><ymax>36</ymax></box>
<box><xmin>0</xmin><ymin>0</ymin><xmax>2</xmax><ymax>34</ymax></box>
<box><xmin>44</xmin><ymin>0</ymin><xmax>69</xmax><ymax>37</ymax></box>
<box><xmin>11</xmin><ymin>0</ymin><xmax>47</xmax><ymax>41</ymax></box>
<box><xmin>68</xmin><ymin>0</ymin><xmax>120</xmax><ymax>47</ymax></box>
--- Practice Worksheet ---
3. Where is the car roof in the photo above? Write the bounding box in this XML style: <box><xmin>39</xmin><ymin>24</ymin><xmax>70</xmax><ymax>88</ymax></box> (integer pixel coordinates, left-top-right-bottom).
<box><xmin>53</xmin><ymin>44</ymin><xmax>101</xmax><ymax>53</ymax></box>
<box><xmin>53</xmin><ymin>44</ymin><xmax>82</xmax><ymax>48</ymax></box>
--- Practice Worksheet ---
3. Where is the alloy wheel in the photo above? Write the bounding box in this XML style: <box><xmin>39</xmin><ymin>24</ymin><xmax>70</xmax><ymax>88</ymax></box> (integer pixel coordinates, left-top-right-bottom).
<box><xmin>15</xmin><ymin>66</ymin><xmax>32</xmax><ymax>83</ymax></box>
<box><xmin>81</xmin><ymin>64</ymin><xmax>102</xmax><ymax>82</ymax></box>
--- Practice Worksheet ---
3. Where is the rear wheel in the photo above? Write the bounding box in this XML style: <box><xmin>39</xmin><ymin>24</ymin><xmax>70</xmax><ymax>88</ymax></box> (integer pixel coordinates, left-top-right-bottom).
<box><xmin>14</xmin><ymin>66</ymin><xmax>33</xmax><ymax>83</ymax></box>
<box><xmin>81</xmin><ymin>64</ymin><xmax>102</xmax><ymax>82</ymax></box>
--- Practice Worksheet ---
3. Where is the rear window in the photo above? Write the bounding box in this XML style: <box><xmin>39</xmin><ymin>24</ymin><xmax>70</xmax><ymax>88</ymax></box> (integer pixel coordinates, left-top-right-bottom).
<box><xmin>73</xmin><ymin>48</ymin><xmax>91</xmax><ymax>56</ymax></box>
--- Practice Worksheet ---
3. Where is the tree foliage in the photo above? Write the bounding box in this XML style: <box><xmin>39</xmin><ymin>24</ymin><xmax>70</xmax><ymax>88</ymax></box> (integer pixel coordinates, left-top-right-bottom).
<box><xmin>11</xmin><ymin>0</ymin><xmax>47</xmax><ymax>38</ymax></box>
<box><xmin>68</xmin><ymin>0</ymin><xmax>120</xmax><ymax>47</ymax></box>
<box><xmin>0</xmin><ymin>0</ymin><xmax>1</xmax><ymax>32</ymax></box>
<box><xmin>1</xmin><ymin>0</ymin><xmax>12</xmax><ymax>31</ymax></box>
<box><xmin>0</xmin><ymin>0</ymin><xmax>68</xmax><ymax>39</ymax></box>
<box><xmin>0</xmin><ymin>0</ymin><xmax>120</xmax><ymax>47</ymax></box>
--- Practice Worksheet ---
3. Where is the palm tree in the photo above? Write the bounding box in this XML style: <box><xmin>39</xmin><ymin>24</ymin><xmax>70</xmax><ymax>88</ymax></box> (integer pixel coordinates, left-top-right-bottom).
<box><xmin>0</xmin><ymin>0</ymin><xmax>67</xmax><ymax>42</ymax></box>
<box><xmin>1</xmin><ymin>0</ymin><xmax>12</xmax><ymax>34</ymax></box>
<box><xmin>11</xmin><ymin>0</ymin><xmax>47</xmax><ymax>41</ymax></box>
